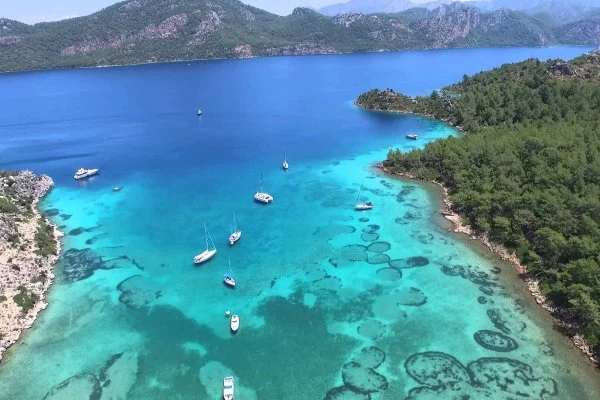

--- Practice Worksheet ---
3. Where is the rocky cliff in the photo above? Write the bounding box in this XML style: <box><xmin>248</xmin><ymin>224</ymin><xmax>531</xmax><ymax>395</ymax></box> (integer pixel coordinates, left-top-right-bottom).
<box><xmin>0</xmin><ymin>171</ymin><xmax>60</xmax><ymax>361</ymax></box>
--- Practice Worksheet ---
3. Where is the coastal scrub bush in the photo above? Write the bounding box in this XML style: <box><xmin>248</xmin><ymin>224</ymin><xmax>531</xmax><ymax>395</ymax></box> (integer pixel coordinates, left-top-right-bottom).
<box><xmin>35</xmin><ymin>218</ymin><xmax>57</xmax><ymax>257</ymax></box>
<box><xmin>13</xmin><ymin>286</ymin><xmax>38</xmax><ymax>313</ymax></box>
<box><xmin>0</xmin><ymin>197</ymin><xmax>19</xmax><ymax>214</ymax></box>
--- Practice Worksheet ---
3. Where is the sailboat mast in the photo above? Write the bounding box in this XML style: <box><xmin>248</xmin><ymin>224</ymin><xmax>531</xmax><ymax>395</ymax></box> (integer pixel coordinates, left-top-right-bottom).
<box><xmin>259</xmin><ymin>172</ymin><xmax>264</xmax><ymax>192</ymax></box>
<box><xmin>204</xmin><ymin>222</ymin><xmax>209</xmax><ymax>251</ymax></box>
<box><xmin>355</xmin><ymin>183</ymin><xmax>364</xmax><ymax>206</ymax></box>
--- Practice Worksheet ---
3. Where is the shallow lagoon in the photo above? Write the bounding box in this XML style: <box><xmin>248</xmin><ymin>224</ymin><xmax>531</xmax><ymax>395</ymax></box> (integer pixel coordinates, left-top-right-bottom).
<box><xmin>1</xmin><ymin>46</ymin><xmax>599</xmax><ymax>399</ymax></box>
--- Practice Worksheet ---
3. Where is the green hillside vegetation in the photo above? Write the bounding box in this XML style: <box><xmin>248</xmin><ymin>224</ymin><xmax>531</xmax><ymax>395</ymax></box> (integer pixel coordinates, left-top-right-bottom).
<box><xmin>357</xmin><ymin>52</ymin><xmax>600</xmax><ymax>354</ymax></box>
<box><xmin>0</xmin><ymin>197</ymin><xmax>20</xmax><ymax>214</ymax></box>
<box><xmin>0</xmin><ymin>0</ymin><xmax>599</xmax><ymax>72</ymax></box>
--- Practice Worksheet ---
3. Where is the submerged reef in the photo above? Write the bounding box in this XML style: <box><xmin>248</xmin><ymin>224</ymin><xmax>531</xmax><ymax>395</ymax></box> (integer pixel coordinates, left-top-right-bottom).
<box><xmin>404</xmin><ymin>351</ymin><xmax>557</xmax><ymax>399</ymax></box>
<box><xmin>474</xmin><ymin>330</ymin><xmax>519</xmax><ymax>352</ymax></box>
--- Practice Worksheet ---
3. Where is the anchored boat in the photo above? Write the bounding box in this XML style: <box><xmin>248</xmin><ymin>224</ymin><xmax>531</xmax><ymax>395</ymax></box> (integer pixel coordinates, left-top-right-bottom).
<box><xmin>254</xmin><ymin>173</ymin><xmax>273</xmax><ymax>204</ymax></box>
<box><xmin>282</xmin><ymin>150</ymin><xmax>289</xmax><ymax>170</ymax></box>
<box><xmin>74</xmin><ymin>168</ymin><xmax>99</xmax><ymax>180</ymax></box>
<box><xmin>228</xmin><ymin>213</ymin><xmax>241</xmax><ymax>245</ymax></box>
<box><xmin>354</xmin><ymin>183</ymin><xmax>374</xmax><ymax>211</ymax></box>
<box><xmin>230</xmin><ymin>314</ymin><xmax>240</xmax><ymax>333</ymax></box>
<box><xmin>194</xmin><ymin>222</ymin><xmax>217</xmax><ymax>264</ymax></box>
<box><xmin>224</xmin><ymin>259</ymin><xmax>236</xmax><ymax>288</ymax></box>
<box><xmin>406</xmin><ymin>133</ymin><xmax>419</xmax><ymax>140</ymax></box>
<box><xmin>223</xmin><ymin>376</ymin><xmax>234</xmax><ymax>400</ymax></box>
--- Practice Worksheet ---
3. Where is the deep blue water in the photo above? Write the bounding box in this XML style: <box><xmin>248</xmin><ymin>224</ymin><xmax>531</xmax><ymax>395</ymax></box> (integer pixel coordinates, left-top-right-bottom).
<box><xmin>1</xmin><ymin>46</ymin><xmax>599</xmax><ymax>400</ymax></box>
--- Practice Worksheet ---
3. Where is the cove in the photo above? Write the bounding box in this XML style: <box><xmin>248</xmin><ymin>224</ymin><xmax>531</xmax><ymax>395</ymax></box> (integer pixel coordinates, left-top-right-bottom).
<box><xmin>1</xmin><ymin>46</ymin><xmax>599</xmax><ymax>399</ymax></box>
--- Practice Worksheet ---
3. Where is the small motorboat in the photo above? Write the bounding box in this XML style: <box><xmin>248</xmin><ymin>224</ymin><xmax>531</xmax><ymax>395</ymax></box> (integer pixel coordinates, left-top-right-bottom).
<box><xmin>197</xmin><ymin>109</ymin><xmax>203</xmax><ymax>116</ymax></box>
<box><xmin>112</xmin><ymin>186</ymin><xmax>122</xmax><ymax>192</ymax></box>
<box><xmin>74</xmin><ymin>168</ymin><xmax>99</xmax><ymax>180</ymax></box>
<box><xmin>230</xmin><ymin>314</ymin><xmax>240</xmax><ymax>333</ymax></box>
<box><xmin>254</xmin><ymin>173</ymin><xmax>273</xmax><ymax>204</ymax></box>
<box><xmin>194</xmin><ymin>222</ymin><xmax>217</xmax><ymax>265</ymax></box>
<box><xmin>223</xmin><ymin>376</ymin><xmax>235</xmax><ymax>400</ymax></box>
<box><xmin>225</xmin><ymin>310</ymin><xmax>231</xmax><ymax>317</ymax></box>
<box><xmin>406</xmin><ymin>134</ymin><xmax>419</xmax><ymax>140</ymax></box>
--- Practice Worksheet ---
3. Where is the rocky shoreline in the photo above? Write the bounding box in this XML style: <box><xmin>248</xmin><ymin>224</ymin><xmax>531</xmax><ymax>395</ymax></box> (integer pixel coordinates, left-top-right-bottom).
<box><xmin>355</xmin><ymin>102</ymin><xmax>466</xmax><ymax>134</ymax></box>
<box><xmin>375</xmin><ymin>162</ymin><xmax>599</xmax><ymax>366</ymax></box>
<box><xmin>0</xmin><ymin>171</ymin><xmax>62</xmax><ymax>362</ymax></box>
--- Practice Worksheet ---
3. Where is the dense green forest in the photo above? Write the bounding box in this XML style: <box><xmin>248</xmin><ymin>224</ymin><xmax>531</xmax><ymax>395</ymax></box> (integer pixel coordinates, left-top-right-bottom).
<box><xmin>357</xmin><ymin>52</ymin><xmax>600</xmax><ymax>354</ymax></box>
<box><xmin>0</xmin><ymin>0</ymin><xmax>599</xmax><ymax>72</ymax></box>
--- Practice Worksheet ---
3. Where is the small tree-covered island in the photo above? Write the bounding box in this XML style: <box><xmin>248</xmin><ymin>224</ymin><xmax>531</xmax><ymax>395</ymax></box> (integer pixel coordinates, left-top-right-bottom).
<box><xmin>356</xmin><ymin>51</ymin><xmax>600</xmax><ymax>362</ymax></box>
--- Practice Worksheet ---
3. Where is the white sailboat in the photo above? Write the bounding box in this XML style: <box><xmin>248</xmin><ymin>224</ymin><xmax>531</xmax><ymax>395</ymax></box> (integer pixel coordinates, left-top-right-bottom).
<box><xmin>282</xmin><ymin>150</ymin><xmax>289</xmax><ymax>170</ymax></box>
<box><xmin>194</xmin><ymin>222</ymin><xmax>217</xmax><ymax>264</ymax></box>
<box><xmin>224</xmin><ymin>259</ymin><xmax>236</xmax><ymax>288</ymax></box>
<box><xmin>355</xmin><ymin>184</ymin><xmax>374</xmax><ymax>211</ymax></box>
<box><xmin>228</xmin><ymin>213</ymin><xmax>242</xmax><ymax>245</ymax></box>
<box><xmin>254</xmin><ymin>173</ymin><xmax>273</xmax><ymax>204</ymax></box>
<box><xmin>223</xmin><ymin>376</ymin><xmax>235</xmax><ymax>400</ymax></box>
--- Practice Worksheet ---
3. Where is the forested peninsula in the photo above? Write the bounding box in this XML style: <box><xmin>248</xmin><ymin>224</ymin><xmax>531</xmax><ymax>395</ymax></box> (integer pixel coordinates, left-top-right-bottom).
<box><xmin>356</xmin><ymin>51</ymin><xmax>600</xmax><ymax>361</ymax></box>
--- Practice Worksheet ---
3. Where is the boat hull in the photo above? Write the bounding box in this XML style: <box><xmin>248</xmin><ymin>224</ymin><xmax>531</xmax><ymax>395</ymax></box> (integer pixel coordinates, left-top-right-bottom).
<box><xmin>230</xmin><ymin>315</ymin><xmax>240</xmax><ymax>332</ymax></box>
<box><xmin>228</xmin><ymin>231</ymin><xmax>242</xmax><ymax>245</ymax></box>
<box><xmin>223</xmin><ymin>377</ymin><xmax>234</xmax><ymax>400</ymax></box>
<box><xmin>74</xmin><ymin>169</ymin><xmax>99</xmax><ymax>180</ymax></box>
<box><xmin>254</xmin><ymin>192</ymin><xmax>273</xmax><ymax>204</ymax></box>
<box><xmin>194</xmin><ymin>249</ymin><xmax>217</xmax><ymax>264</ymax></box>
<box><xmin>224</xmin><ymin>278</ymin><xmax>236</xmax><ymax>288</ymax></box>
<box><xmin>355</xmin><ymin>204</ymin><xmax>374</xmax><ymax>211</ymax></box>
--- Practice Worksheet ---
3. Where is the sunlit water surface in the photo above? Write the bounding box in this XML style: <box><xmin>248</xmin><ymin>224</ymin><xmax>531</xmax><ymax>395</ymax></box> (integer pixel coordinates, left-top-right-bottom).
<box><xmin>1</xmin><ymin>46</ymin><xmax>599</xmax><ymax>399</ymax></box>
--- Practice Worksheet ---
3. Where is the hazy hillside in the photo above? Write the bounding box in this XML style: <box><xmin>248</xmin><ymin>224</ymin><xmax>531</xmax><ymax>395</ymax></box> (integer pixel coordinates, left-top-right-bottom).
<box><xmin>319</xmin><ymin>0</ymin><xmax>424</xmax><ymax>16</ymax></box>
<box><xmin>0</xmin><ymin>0</ymin><xmax>598</xmax><ymax>73</ymax></box>
<box><xmin>473</xmin><ymin>0</ymin><xmax>600</xmax><ymax>22</ymax></box>
<box><xmin>319</xmin><ymin>0</ymin><xmax>600</xmax><ymax>23</ymax></box>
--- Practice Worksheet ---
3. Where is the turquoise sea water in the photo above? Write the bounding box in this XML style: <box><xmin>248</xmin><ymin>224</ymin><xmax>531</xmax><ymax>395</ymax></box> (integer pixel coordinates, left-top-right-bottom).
<box><xmin>1</xmin><ymin>47</ymin><xmax>599</xmax><ymax>399</ymax></box>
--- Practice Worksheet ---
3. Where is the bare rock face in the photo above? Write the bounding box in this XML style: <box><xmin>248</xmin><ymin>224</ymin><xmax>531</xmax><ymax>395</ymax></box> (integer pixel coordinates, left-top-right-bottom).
<box><xmin>548</xmin><ymin>62</ymin><xmax>576</xmax><ymax>77</ymax></box>
<box><xmin>63</xmin><ymin>13</ymin><xmax>189</xmax><ymax>55</ymax></box>
<box><xmin>138</xmin><ymin>13</ymin><xmax>188</xmax><ymax>40</ymax></box>
<box><xmin>333</xmin><ymin>13</ymin><xmax>366</xmax><ymax>28</ymax></box>
<box><xmin>416</xmin><ymin>6</ymin><xmax>480</xmax><ymax>48</ymax></box>
<box><xmin>0</xmin><ymin>35</ymin><xmax>22</xmax><ymax>44</ymax></box>
<box><xmin>234</xmin><ymin>44</ymin><xmax>253</xmax><ymax>58</ymax></box>
<box><xmin>263</xmin><ymin>44</ymin><xmax>338</xmax><ymax>56</ymax></box>
<box><xmin>188</xmin><ymin>11</ymin><xmax>222</xmax><ymax>47</ymax></box>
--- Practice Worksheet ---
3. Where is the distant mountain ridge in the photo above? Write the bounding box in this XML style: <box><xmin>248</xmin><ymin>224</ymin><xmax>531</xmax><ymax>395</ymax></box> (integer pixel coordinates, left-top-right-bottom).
<box><xmin>0</xmin><ymin>0</ymin><xmax>599</xmax><ymax>73</ymax></box>
<box><xmin>319</xmin><ymin>0</ymin><xmax>600</xmax><ymax>22</ymax></box>
<box><xmin>319</xmin><ymin>0</ymin><xmax>453</xmax><ymax>16</ymax></box>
